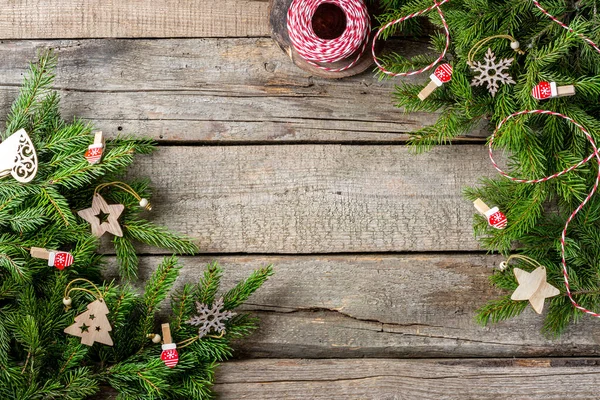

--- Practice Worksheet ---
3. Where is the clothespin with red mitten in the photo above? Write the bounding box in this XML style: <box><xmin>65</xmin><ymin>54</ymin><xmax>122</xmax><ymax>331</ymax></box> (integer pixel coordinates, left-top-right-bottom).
<box><xmin>532</xmin><ymin>81</ymin><xmax>575</xmax><ymax>100</ymax></box>
<box><xmin>84</xmin><ymin>131</ymin><xmax>105</xmax><ymax>165</ymax></box>
<box><xmin>160</xmin><ymin>323</ymin><xmax>179</xmax><ymax>368</ymax></box>
<box><xmin>30</xmin><ymin>247</ymin><xmax>74</xmax><ymax>270</ymax></box>
<box><xmin>418</xmin><ymin>64</ymin><xmax>453</xmax><ymax>101</ymax></box>
<box><xmin>473</xmin><ymin>198</ymin><xmax>507</xmax><ymax>229</ymax></box>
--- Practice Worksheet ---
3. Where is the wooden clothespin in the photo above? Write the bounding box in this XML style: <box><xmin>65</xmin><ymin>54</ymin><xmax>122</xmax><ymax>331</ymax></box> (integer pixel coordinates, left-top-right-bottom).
<box><xmin>160</xmin><ymin>323</ymin><xmax>179</xmax><ymax>368</ymax></box>
<box><xmin>473</xmin><ymin>198</ymin><xmax>507</xmax><ymax>229</ymax></box>
<box><xmin>418</xmin><ymin>64</ymin><xmax>453</xmax><ymax>101</ymax></box>
<box><xmin>84</xmin><ymin>131</ymin><xmax>105</xmax><ymax>165</ymax></box>
<box><xmin>30</xmin><ymin>247</ymin><xmax>74</xmax><ymax>270</ymax></box>
<box><xmin>532</xmin><ymin>81</ymin><xmax>575</xmax><ymax>100</ymax></box>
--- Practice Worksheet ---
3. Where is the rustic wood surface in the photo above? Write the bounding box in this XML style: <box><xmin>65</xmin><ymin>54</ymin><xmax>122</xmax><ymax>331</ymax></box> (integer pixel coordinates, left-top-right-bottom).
<box><xmin>123</xmin><ymin>145</ymin><xmax>501</xmax><ymax>253</ymax></box>
<box><xmin>104</xmin><ymin>255</ymin><xmax>600</xmax><ymax>358</ymax></box>
<box><xmin>4</xmin><ymin>1</ymin><xmax>599</xmax><ymax>398</ymax></box>
<box><xmin>0</xmin><ymin>0</ymin><xmax>270</xmax><ymax>39</ymax></box>
<box><xmin>213</xmin><ymin>358</ymin><xmax>600</xmax><ymax>399</ymax></box>
<box><xmin>0</xmin><ymin>39</ymin><xmax>487</xmax><ymax>142</ymax></box>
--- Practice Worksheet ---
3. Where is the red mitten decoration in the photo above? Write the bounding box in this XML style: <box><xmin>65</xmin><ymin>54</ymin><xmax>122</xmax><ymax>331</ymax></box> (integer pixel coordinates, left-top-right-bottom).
<box><xmin>49</xmin><ymin>251</ymin><xmax>74</xmax><ymax>270</ymax></box>
<box><xmin>485</xmin><ymin>207</ymin><xmax>507</xmax><ymax>229</ymax></box>
<box><xmin>84</xmin><ymin>144</ymin><xmax>103</xmax><ymax>165</ymax></box>
<box><xmin>161</xmin><ymin>343</ymin><xmax>179</xmax><ymax>368</ymax></box>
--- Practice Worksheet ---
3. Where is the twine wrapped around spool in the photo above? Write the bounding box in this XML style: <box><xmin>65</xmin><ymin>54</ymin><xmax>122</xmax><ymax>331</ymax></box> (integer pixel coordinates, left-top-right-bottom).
<box><xmin>269</xmin><ymin>0</ymin><xmax>382</xmax><ymax>78</ymax></box>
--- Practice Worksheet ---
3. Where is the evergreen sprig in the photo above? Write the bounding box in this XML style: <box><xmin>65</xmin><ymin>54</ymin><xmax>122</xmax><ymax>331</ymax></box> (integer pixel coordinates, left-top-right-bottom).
<box><xmin>380</xmin><ymin>0</ymin><xmax>600</xmax><ymax>335</ymax></box>
<box><xmin>0</xmin><ymin>52</ymin><xmax>273</xmax><ymax>398</ymax></box>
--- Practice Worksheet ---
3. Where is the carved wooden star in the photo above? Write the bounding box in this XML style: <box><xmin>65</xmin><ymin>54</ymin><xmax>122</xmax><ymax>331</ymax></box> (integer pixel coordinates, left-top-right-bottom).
<box><xmin>511</xmin><ymin>266</ymin><xmax>560</xmax><ymax>314</ymax></box>
<box><xmin>78</xmin><ymin>194</ymin><xmax>125</xmax><ymax>237</ymax></box>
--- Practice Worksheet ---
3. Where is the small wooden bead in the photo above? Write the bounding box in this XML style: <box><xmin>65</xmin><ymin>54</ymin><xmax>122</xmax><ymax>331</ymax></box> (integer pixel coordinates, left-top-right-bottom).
<box><xmin>510</xmin><ymin>41</ymin><xmax>520</xmax><ymax>50</ymax></box>
<box><xmin>63</xmin><ymin>297</ymin><xmax>72</xmax><ymax>306</ymax></box>
<box><xmin>152</xmin><ymin>334</ymin><xmax>162</xmax><ymax>344</ymax></box>
<box><xmin>139</xmin><ymin>198</ymin><xmax>149</xmax><ymax>208</ymax></box>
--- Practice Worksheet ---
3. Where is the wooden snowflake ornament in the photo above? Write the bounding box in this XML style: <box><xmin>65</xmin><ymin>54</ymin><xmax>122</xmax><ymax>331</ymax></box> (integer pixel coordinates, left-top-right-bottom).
<box><xmin>511</xmin><ymin>266</ymin><xmax>560</xmax><ymax>314</ymax></box>
<box><xmin>78</xmin><ymin>194</ymin><xmax>125</xmax><ymax>237</ymax></box>
<box><xmin>64</xmin><ymin>299</ymin><xmax>113</xmax><ymax>346</ymax></box>
<box><xmin>469</xmin><ymin>48</ymin><xmax>515</xmax><ymax>97</ymax></box>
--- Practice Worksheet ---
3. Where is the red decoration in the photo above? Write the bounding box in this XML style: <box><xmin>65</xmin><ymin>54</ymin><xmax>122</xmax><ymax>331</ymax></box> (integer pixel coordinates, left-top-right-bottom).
<box><xmin>532</xmin><ymin>81</ymin><xmax>553</xmax><ymax>100</ymax></box>
<box><xmin>433</xmin><ymin>63</ymin><xmax>453</xmax><ymax>84</ymax></box>
<box><xmin>84</xmin><ymin>145</ymin><xmax>103</xmax><ymax>165</ymax></box>
<box><xmin>49</xmin><ymin>251</ymin><xmax>74</xmax><ymax>270</ymax></box>
<box><xmin>161</xmin><ymin>343</ymin><xmax>179</xmax><ymax>368</ymax></box>
<box><xmin>486</xmin><ymin>208</ymin><xmax>507</xmax><ymax>229</ymax></box>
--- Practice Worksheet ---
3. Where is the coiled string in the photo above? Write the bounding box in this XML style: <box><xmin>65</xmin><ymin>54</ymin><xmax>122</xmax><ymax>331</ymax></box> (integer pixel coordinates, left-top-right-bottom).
<box><xmin>489</xmin><ymin>110</ymin><xmax>600</xmax><ymax>318</ymax></box>
<box><xmin>372</xmin><ymin>0</ymin><xmax>451</xmax><ymax>77</ymax></box>
<box><xmin>287</xmin><ymin>0</ymin><xmax>371</xmax><ymax>72</ymax></box>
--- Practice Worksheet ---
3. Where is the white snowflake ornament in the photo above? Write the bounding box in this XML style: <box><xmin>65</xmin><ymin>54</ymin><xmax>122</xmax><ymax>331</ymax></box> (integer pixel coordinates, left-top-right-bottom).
<box><xmin>186</xmin><ymin>298</ymin><xmax>235</xmax><ymax>339</ymax></box>
<box><xmin>469</xmin><ymin>48</ymin><xmax>515</xmax><ymax>97</ymax></box>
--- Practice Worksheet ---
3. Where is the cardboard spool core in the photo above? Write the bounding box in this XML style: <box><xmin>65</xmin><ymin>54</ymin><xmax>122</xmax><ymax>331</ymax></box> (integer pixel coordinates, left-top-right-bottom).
<box><xmin>312</xmin><ymin>3</ymin><xmax>346</xmax><ymax>40</ymax></box>
<box><xmin>269</xmin><ymin>0</ymin><xmax>383</xmax><ymax>78</ymax></box>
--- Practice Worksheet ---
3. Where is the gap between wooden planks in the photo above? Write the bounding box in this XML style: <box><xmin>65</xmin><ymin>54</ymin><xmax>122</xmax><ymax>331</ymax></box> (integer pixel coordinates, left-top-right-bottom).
<box><xmin>0</xmin><ymin>39</ymin><xmax>488</xmax><ymax>143</ymax></box>
<box><xmin>0</xmin><ymin>0</ymin><xmax>270</xmax><ymax>39</ymax></box>
<box><xmin>104</xmin><ymin>255</ymin><xmax>600</xmax><ymax>359</ymax></box>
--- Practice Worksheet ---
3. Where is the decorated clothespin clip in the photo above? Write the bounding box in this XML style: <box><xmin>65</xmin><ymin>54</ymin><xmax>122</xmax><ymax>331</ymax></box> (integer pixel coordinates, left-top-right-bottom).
<box><xmin>0</xmin><ymin>129</ymin><xmax>38</xmax><ymax>183</ymax></box>
<box><xmin>532</xmin><ymin>81</ymin><xmax>575</xmax><ymax>100</ymax></box>
<box><xmin>30</xmin><ymin>247</ymin><xmax>74</xmax><ymax>270</ymax></box>
<box><xmin>84</xmin><ymin>131</ymin><xmax>104</xmax><ymax>165</ymax></box>
<box><xmin>473</xmin><ymin>198</ymin><xmax>507</xmax><ymax>229</ymax></box>
<box><xmin>418</xmin><ymin>63</ymin><xmax>453</xmax><ymax>101</ymax></box>
<box><xmin>160</xmin><ymin>323</ymin><xmax>179</xmax><ymax>368</ymax></box>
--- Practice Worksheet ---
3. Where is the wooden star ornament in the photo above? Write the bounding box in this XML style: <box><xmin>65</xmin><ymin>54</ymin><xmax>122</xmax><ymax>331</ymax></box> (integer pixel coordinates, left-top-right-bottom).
<box><xmin>511</xmin><ymin>266</ymin><xmax>560</xmax><ymax>314</ymax></box>
<box><xmin>78</xmin><ymin>194</ymin><xmax>125</xmax><ymax>237</ymax></box>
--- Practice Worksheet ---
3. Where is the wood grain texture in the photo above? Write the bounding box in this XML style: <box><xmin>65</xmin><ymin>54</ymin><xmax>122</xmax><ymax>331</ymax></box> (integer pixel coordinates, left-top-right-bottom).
<box><xmin>0</xmin><ymin>0</ymin><xmax>269</xmax><ymax>39</ymax></box>
<box><xmin>104</xmin><ymin>255</ymin><xmax>600</xmax><ymax>358</ymax></box>
<box><xmin>213</xmin><ymin>358</ymin><xmax>600</xmax><ymax>399</ymax></box>
<box><xmin>122</xmin><ymin>145</ymin><xmax>502</xmax><ymax>253</ymax></box>
<box><xmin>0</xmin><ymin>39</ymin><xmax>487</xmax><ymax>143</ymax></box>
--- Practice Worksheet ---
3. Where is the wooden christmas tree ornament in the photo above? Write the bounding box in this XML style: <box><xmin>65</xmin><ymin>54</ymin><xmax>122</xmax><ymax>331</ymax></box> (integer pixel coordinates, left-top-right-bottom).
<box><xmin>160</xmin><ymin>323</ymin><xmax>179</xmax><ymax>368</ymax></box>
<box><xmin>473</xmin><ymin>198</ymin><xmax>507</xmax><ymax>229</ymax></box>
<box><xmin>269</xmin><ymin>0</ymin><xmax>383</xmax><ymax>78</ymax></box>
<box><xmin>84</xmin><ymin>131</ymin><xmax>104</xmax><ymax>165</ymax></box>
<box><xmin>532</xmin><ymin>81</ymin><xmax>575</xmax><ymax>100</ymax></box>
<box><xmin>418</xmin><ymin>63</ymin><xmax>453</xmax><ymax>101</ymax></box>
<box><xmin>64</xmin><ymin>299</ymin><xmax>114</xmax><ymax>346</ymax></box>
<box><xmin>0</xmin><ymin>129</ymin><xmax>38</xmax><ymax>183</ymax></box>
<box><xmin>78</xmin><ymin>194</ymin><xmax>125</xmax><ymax>237</ymax></box>
<box><xmin>30</xmin><ymin>247</ymin><xmax>74</xmax><ymax>270</ymax></box>
<box><xmin>511</xmin><ymin>266</ymin><xmax>560</xmax><ymax>314</ymax></box>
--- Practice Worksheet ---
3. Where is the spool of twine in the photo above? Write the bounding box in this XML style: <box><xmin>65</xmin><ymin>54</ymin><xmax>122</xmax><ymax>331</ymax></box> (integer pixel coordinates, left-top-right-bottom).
<box><xmin>287</xmin><ymin>0</ymin><xmax>371</xmax><ymax>72</ymax></box>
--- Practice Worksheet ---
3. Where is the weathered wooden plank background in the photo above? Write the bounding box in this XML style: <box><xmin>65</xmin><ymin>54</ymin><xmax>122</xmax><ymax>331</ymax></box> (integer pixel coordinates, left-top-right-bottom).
<box><xmin>2</xmin><ymin>1</ymin><xmax>598</xmax><ymax>398</ymax></box>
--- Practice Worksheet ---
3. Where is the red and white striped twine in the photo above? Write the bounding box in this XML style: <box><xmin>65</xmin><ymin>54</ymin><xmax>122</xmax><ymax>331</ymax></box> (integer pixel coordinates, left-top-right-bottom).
<box><xmin>372</xmin><ymin>0</ymin><xmax>451</xmax><ymax>77</ymax></box>
<box><xmin>287</xmin><ymin>0</ymin><xmax>371</xmax><ymax>72</ymax></box>
<box><xmin>533</xmin><ymin>0</ymin><xmax>600</xmax><ymax>54</ymax></box>
<box><xmin>489</xmin><ymin>110</ymin><xmax>600</xmax><ymax>318</ymax></box>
